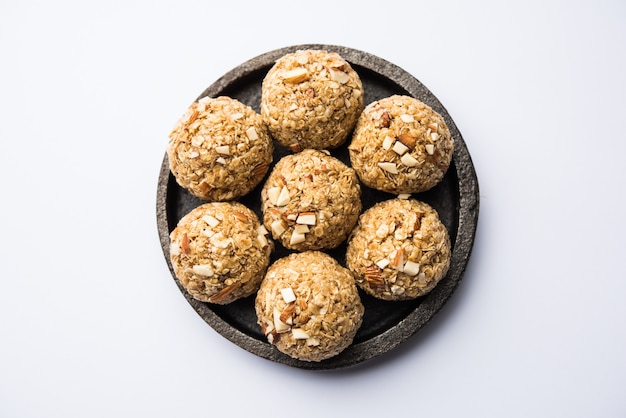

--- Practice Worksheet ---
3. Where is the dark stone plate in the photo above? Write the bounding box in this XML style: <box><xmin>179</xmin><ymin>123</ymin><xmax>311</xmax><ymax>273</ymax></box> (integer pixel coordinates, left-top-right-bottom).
<box><xmin>156</xmin><ymin>44</ymin><xmax>479</xmax><ymax>370</ymax></box>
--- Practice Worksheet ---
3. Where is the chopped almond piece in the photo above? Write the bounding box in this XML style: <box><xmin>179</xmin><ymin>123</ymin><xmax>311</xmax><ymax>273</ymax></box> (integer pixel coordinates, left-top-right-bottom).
<box><xmin>267</xmin><ymin>186</ymin><xmax>282</xmax><ymax>205</ymax></box>
<box><xmin>282</xmin><ymin>68</ymin><xmax>309</xmax><ymax>83</ymax></box>
<box><xmin>401</xmin><ymin>153</ymin><xmax>419</xmax><ymax>167</ymax></box>
<box><xmin>392</xmin><ymin>141</ymin><xmax>409</xmax><ymax>155</ymax></box>
<box><xmin>276</xmin><ymin>186</ymin><xmax>290</xmax><ymax>207</ymax></box>
<box><xmin>246</xmin><ymin>126</ymin><xmax>259</xmax><ymax>140</ymax></box>
<box><xmin>296</xmin><ymin>212</ymin><xmax>316</xmax><ymax>225</ymax></box>
<box><xmin>378</xmin><ymin>162</ymin><xmax>398</xmax><ymax>174</ymax></box>
<box><xmin>291</xmin><ymin>328</ymin><xmax>310</xmax><ymax>339</ymax></box>
<box><xmin>289</xmin><ymin>231</ymin><xmax>306</xmax><ymax>245</ymax></box>
<box><xmin>280</xmin><ymin>287</ymin><xmax>297</xmax><ymax>303</ymax></box>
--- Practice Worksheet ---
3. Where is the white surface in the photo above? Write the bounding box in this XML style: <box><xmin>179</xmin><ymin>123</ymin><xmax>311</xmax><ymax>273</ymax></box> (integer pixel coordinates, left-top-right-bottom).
<box><xmin>1</xmin><ymin>1</ymin><xmax>625</xmax><ymax>417</ymax></box>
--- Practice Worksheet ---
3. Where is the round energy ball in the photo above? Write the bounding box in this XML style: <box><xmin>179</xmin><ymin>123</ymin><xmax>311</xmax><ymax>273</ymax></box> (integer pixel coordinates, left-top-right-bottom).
<box><xmin>346</xmin><ymin>198</ymin><xmax>451</xmax><ymax>301</ymax></box>
<box><xmin>348</xmin><ymin>95</ymin><xmax>453</xmax><ymax>194</ymax></box>
<box><xmin>260</xmin><ymin>149</ymin><xmax>362</xmax><ymax>251</ymax></box>
<box><xmin>167</xmin><ymin>96</ymin><xmax>273</xmax><ymax>201</ymax></box>
<box><xmin>169</xmin><ymin>201</ymin><xmax>273</xmax><ymax>304</ymax></box>
<box><xmin>255</xmin><ymin>251</ymin><xmax>364</xmax><ymax>362</ymax></box>
<box><xmin>261</xmin><ymin>49</ymin><xmax>364</xmax><ymax>151</ymax></box>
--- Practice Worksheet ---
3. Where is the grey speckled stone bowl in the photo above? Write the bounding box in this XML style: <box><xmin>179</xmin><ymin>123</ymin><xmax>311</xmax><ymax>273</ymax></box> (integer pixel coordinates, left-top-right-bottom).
<box><xmin>156</xmin><ymin>44</ymin><xmax>479</xmax><ymax>370</ymax></box>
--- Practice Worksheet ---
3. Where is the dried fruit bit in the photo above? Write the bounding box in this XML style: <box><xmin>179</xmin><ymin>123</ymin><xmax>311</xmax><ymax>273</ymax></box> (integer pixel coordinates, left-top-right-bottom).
<box><xmin>280</xmin><ymin>287</ymin><xmax>297</xmax><ymax>303</ymax></box>
<box><xmin>282</xmin><ymin>68</ymin><xmax>309</xmax><ymax>83</ymax></box>
<box><xmin>400</xmin><ymin>114</ymin><xmax>415</xmax><ymax>123</ymax></box>
<box><xmin>427</xmin><ymin>122</ymin><xmax>439</xmax><ymax>131</ymax></box>
<box><xmin>378</xmin><ymin>162</ymin><xmax>398</xmax><ymax>174</ymax></box>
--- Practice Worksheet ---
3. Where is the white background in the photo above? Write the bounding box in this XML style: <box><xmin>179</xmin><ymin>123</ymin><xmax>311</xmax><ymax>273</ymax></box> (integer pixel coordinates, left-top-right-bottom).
<box><xmin>1</xmin><ymin>1</ymin><xmax>625</xmax><ymax>417</ymax></box>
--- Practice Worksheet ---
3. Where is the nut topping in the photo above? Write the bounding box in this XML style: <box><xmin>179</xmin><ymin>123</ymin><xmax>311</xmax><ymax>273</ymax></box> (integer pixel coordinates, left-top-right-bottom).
<box><xmin>289</xmin><ymin>143</ymin><xmax>302</xmax><ymax>153</ymax></box>
<box><xmin>391</xmin><ymin>248</ymin><xmax>404</xmax><ymax>271</ymax></box>
<box><xmin>382</xmin><ymin>135</ymin><xmax>394</xmax><ymax>150</ymax></box>
<box><xmin>282</xmin><ymin>68</ymin><xmax>309</xmax><ymax>83</ymax></box>
<box><xmin>187</xmin><ymin>110</ymin><xmax>199</xmax><ymax>124</ymax></box>
<box><xmin>280</xmin><ymin>287</ymin><xmax>297</xmax><ymax>303</ymax></box>
<box><xmin>181</xmin><ymin>233</ymin><xmax>190</xmax><ymax>254</ymax></box>
<box><xmin>192</xmin><ymin>264</ymin><xmax>214</xmax><ymax>277</ymax></box>
<box><xmin>296</xmin><ymin>212</ymin><xmax>316</xmax><ymax>225</ymax></box>
<box><xmin>273</xmin><ymin>307</ymin><xmax>290</xmax><ymax>333</ymax></box>
<box><xmin>397</xmin><ymin>133</ymin><xmax>416</xmax><ymax>149</ymax></box>
<box><xmin>266</xmin><ymin>186</ymin><xmax>281</xmax><ymax>206</ymax></box>
<box><xmin>202</xmin><ymin>215</ymin><xmax>220</xmax><ymax>228</ymax></box>
<box><xmin>215</xmin><ymin>145</ymin><xmax>230</xmax><ymax>155</ymax></box>
<box><xmin>403</xmin><ymin>260</ymin><xmax>421</xmax><ymax>276</ymax></box>
<box><xmin>380</xmin><ymin>110</ymin><xmax>391</xmax><ymax>128</ymax></box>
<box><xmin>252</xmin><ymin>162</ymin><xmax>269</xmax><ymax>179</ymax></box>
<box><xmin>291</xmin><ymin>328</ymin><xmax>310</xmax><ymax>339</ymax></box>
<box><xmin>289</xmin><ymin>230</ymin><xmax>307</xmax><ymax>245</ymax></box>
<box><xmin>232</xmin><ymin>211</ymin><xmax>249</xmax><ymax>222</ymax></box>
<box><xmin>246</xmin><ymin>126</ymin><xmax>259</xmax><ymax>141</ymax></box>
<box><xmin>400</xmin><ymin>153</ymin><xmax>419</xmax><ymax>167</ymax></box>
<box><xmin>270</xmin><ymin>219</ymin><xmax>287</xmax><ymax>237</ymax></box>
<box><xmin>279</xmin><ymin>302</ymin><xmax>296</xmax><ymax>325</ymax></box>
<box><xmin>208</xmin><ymin>282</ymin><xmax>241</xmax><ymax>304</ymax></box>
<box><xmin>330</xmin><ymin>69</ymin><xmax>350</xmax><ymax>84</ymax></box>
<box><xmin>378</xmin><ymin>162</ymin><xmax>398</xmax><ymax>174</ymax></box>
<box><xmin>392</xmin><ymin>141</ymin><xmax>409</xmax><ymax>155</ymax></box>
<box><xmin>364</xmin><ymin>265</ymin><xmax>385</xmax><ymax>289</ymax></box>
<box><xmin>275</xmin><ymin>186</ymin><xmax>290</xmax><ymax>207</ymax></box>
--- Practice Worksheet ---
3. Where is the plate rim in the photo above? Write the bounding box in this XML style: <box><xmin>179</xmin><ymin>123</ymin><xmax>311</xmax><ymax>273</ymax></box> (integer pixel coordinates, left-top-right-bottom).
<box><xmin>156</xmin><ymin>44</ymin><xmax>479</xmax><ymax>370</ymax></box>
